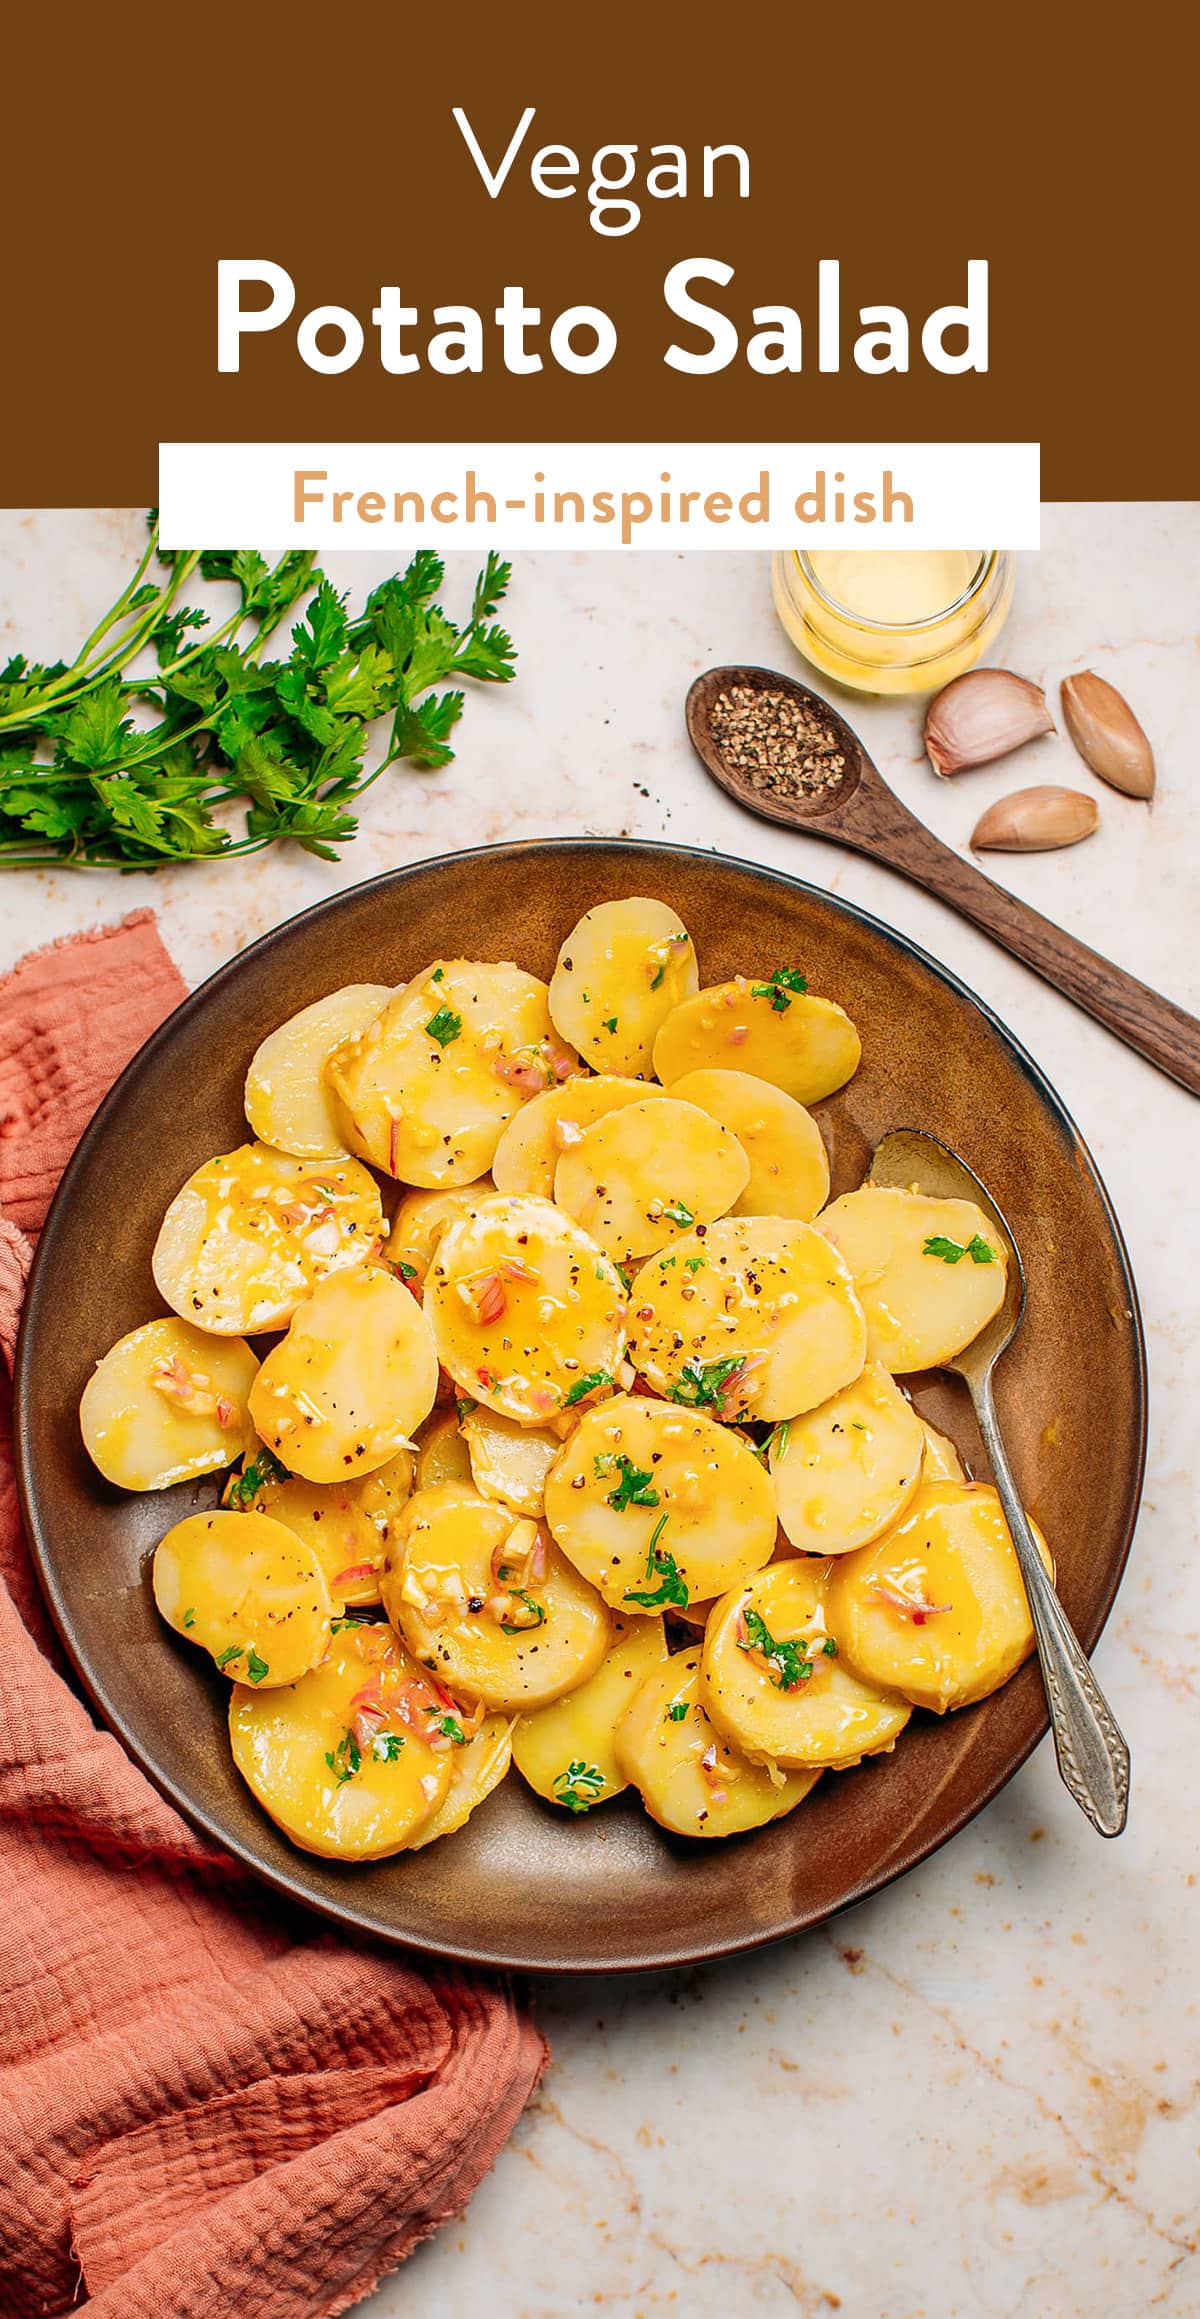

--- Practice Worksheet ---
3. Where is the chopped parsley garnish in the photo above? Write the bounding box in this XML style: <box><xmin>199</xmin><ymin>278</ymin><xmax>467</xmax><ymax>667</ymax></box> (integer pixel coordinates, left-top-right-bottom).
<box><xmin>431</xmin><ymin>966</ymin><xmax>444</xmax><ymax>981</ymax></box>
<box><xmin>615</xmin><ymin>1262</ymin><xmax>633</xmax><ymax>1293</ymax></box>
<box><xmin>684</xmin><ymin>1255</ymin><xmax>706</xmax><ymax>1274</ymax></box>
<box><xmin>215</xmin><ymin>1644</ymin><xmax>243</xmax><ymax>1669</ymax></box>
<box><xmin>331</xmin><ymin>1616</ymin><xmax>365</xmax><ymax>1633</ymax></box>
<box><xmin>667</xmin><ymin>1355</ymin><xmax>746</xmax><ymax>1411</ymax></box>
<box><xmin>665</xmin><ymin>1701</ymin><xmax>689</xmax><ymax>1722</ymax></box>
<box><xmin>564</xmin><ymin>1368</ymin><xmax>612</xmax><ymax>1407</ymax></box>
<box><xmin>395</xmin><ymin>1258</ymin><xmax>418</xmax><ymax>1281</ymax></box>
<box><xmin>499</xmin><ymin>1592</ymin><xmax>547</xmax><ymax>1634</ymax></box>
<box><xmin>770</xmin><ymin>1421</ymin><xmax>791</xmax><ymax>1462</ymax></box>
<box><xmin>922</xmin><ymin>1232</ymin><xmax>997</xmax><ymax>1266</ymax></box>
<box><xmin>433</xmin><ymin>1713</ymin><xmax>467</xmax><ymax>1745</ymax></box>
<box><xmin>750</xmin><ymin>967</ymin><xmax>809</xmax><ymax>1012</ymax></box>
<box><xmin>456</xmin><ymin>1396</ymin><xmax>478</xmax><ymax>1422</ymax></box>
<box><xmin>738</xmin><ymin>1607</ymin><xmax>837</xmax><ymax>1690</ymax></box>
<box><xmin>603</xmin><ymin>1016</ymin><xmax>618</xmax><ymax>1035</ymax></box>
<box><xmin>224</xmin><ymin>1444</ymin><xmax>291</xmax><ymax>1508</ymax></box>
<box><xmin>372</xmin><ymin>1732</ymin><xmax>406</xmax><ymax>1761</ymax></box>
<box><xmin>606</xmin><ymin>1454</ymin><xmax>660</xmax><ymax>1512</ymax></box>
<box><xmin>649</xmin><ymin>962</ymin><xmax>667</xmax><ymax>990</ymax></box>
<box><xmin>325</xmin><ymin>1729</ymin><xmax>362</xmax><ymax>1784</ymax></box>
<box><xmin>244</xmin><ymin>1648</ymin><xmax>270</xmax><ymax>1684</ymax></box>
<box><xmin>182</xmin><ymin>1606</ymin><xmax>196</xmax><ymax>1629</ymax></box>
<box><xmin>623</xmin><ymin>1514</ymin><xmax>689</xmax><ymax>1610</ymax></box>
<box><xmin>553</xmin><ymin>1760</ymin><xmax>606</xmax><ymax>1813</ymax></box>
<box><xmin>662</xmin><ymin>1200</ymin><xmax>694</xmax><ymax>1228</ymax></box>
<box><xmin>425</xmin><ymin>1005</ymin><xmax>462</xmax><ymax>1047</ymax></box>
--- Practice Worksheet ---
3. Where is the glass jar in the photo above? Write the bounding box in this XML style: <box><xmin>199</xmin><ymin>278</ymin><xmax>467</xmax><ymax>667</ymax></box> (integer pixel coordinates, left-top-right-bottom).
<box><xmin>771</xmin><ymin>548</ymin><xmax>1015</xmax><ymax>697</ymax></box>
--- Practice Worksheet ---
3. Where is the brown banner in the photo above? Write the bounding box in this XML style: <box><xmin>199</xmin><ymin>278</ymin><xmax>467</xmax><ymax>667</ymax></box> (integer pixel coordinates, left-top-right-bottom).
<box><xmin>5</xmin><ymin>1</ymin><xmax>1192</xmax><ymax>504</ymax></box>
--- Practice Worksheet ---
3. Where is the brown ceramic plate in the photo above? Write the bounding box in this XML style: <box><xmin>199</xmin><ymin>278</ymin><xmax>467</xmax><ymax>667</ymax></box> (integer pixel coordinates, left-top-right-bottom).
<box><xmin>16</xmin><ymin>840</ymin><xmax>1145</xmax><ymax>1973</ymax></box>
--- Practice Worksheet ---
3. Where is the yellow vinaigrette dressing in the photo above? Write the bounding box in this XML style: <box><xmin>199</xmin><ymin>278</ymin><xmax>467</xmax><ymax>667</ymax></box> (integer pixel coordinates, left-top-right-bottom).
<box><xmin>771</xmin><ymin>547</ymin><xmax>1014</xmax><ymax>696</ymax></box>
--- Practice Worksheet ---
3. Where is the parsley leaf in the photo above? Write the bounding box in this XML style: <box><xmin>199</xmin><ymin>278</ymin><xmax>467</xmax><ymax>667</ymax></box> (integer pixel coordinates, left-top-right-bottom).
<box><xmin>372</xmin><ymin>1732</ymin><xmax>406</xmax><ymax>1762</ymax></box>
<box><xmin>662</xmin><ymin>1201</ymin><xmax>694</xmax><ymax>1228</ymax></box>
<box><xmin>553</xmin><ymin>1760</ymin><xmax>606</xmax><ymax>1813</ymax></box>
<box><xmin>564</xmin><ymin>1369</ymin><xmax>612</xmax><ymax>1408</ymax></box>
<box><xmin>224</xmin><ymin>1445</ymin><xmax>291</xmax><ymax>1507</ymax></box>
<box><xmin>738</xmin><ymin>1606</ymin><xmax>838</xmax><ymax>1690</ymax></box>
<box><xmin>606</xmin><ymin>1454</ymin><xmax>660</xmax><ymax>1512</ymax></box>
<box><xmin>623</xmin><ymin>1515</ymin><xmax>689</xmax><ymax>1610</ymax></box>
<box><xmin>667</xmin><ymin>1355</ymin><xmax>746</xmax><ymax>1411</ymax></box>
<box><xmin>324</xmin><ymin>1729</ymin><xmax>362</xmax><ymax>1785</ymax></box>
<box><xmin>665</xmin><ymin>1702</ymin><xmax>689</xmax><ymax>1722</ymax></box>
<box><xmin>750</xmin><ymin>968</ymin><xmax>809</xmax><ymax>1012</ymax></box>
<box><xmin>923</xmin><ymin>1233</ymin><xmax>997</xmax><ymax>1267</ymax></box>
<box><xmin>425</xmin><ymin>1005</ymin><xmax>462</xmax><ymax>1047</ymax></box>
<box><xmin>499</xmin><ymin>1592</ymin><xmax>547</xmax><ymax>1634</ymax></box>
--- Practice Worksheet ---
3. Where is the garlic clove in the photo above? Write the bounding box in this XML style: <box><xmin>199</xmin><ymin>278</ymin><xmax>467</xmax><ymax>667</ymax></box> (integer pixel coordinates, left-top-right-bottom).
<box><xmin>1061</xmin><ymin>671</ymin><xmax>1155</xmax><ymax>799</ymax></box>
<box><xmin>970</xmin><ymin>786</ymin><xmax>1099</xmax><ymax>854</ymax></box>
<box><xmin>925</xmin><ymin>668</ymin><xmax>1054</xmax><ymax>778</ymax></box>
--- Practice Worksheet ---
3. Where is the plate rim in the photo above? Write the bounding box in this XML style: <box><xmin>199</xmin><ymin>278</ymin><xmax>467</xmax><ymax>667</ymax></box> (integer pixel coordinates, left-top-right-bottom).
<box><xmin>14</xmin><ymin>836</ymin><xmax>1148</xmax><ymax>1973</ymax></box>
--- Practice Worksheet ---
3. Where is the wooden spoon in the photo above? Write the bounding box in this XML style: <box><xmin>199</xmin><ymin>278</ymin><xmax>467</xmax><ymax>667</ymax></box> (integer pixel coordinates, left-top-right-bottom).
<box><xmin>687</xmin><ymin>664</ymin><xmax>1200</xmax><ymax>1097</ymax></box>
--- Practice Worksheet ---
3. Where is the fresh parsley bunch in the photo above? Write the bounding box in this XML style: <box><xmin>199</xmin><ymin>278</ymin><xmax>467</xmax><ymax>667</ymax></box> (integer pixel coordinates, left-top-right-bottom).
<box><xmin>0</xmin><ymin>523</ymin><xmax>515</xmax><ymax>868</ymax></box>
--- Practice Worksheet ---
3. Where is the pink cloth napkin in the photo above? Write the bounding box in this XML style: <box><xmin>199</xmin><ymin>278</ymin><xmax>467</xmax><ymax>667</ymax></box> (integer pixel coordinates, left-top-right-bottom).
<box><xmin>0</xmin><ymin>911</ymin><xmax>545</xmax><ymax>2319</ymax></box>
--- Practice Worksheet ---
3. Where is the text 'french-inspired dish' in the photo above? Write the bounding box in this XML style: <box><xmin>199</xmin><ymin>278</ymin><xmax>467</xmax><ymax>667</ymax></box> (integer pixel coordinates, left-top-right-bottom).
<box><xmin>80</xmin><ymin>896</ymin><xmax>1047</xmax><ymax>1856</ymax></box>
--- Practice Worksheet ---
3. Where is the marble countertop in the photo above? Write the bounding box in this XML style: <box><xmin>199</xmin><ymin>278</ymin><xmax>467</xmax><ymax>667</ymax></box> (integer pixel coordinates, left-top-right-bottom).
<box><xmin>2</xmin><ymin>507</ymin><xmax>1196</xmax><ymax>2319</ymax></box>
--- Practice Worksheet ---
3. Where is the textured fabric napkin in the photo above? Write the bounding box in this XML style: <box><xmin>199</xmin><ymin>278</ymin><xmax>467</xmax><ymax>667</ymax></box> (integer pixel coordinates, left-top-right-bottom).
<box><xmin>0</xmin><ymin>911</ymin><xmax>545</xmax><ymax>2319</ymax></box>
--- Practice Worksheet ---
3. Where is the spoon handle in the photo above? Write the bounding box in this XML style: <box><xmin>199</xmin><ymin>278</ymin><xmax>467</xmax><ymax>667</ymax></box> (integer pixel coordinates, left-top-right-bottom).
<box><xmin>969</xmin><ymin>1368</ymin><xmax>1130</xmax><ymax>1836</ymax></box>
<box><xmin>840</xmin><ymin>783</ymin><xmax>1200</xmax><ymax>1097</ymax></box>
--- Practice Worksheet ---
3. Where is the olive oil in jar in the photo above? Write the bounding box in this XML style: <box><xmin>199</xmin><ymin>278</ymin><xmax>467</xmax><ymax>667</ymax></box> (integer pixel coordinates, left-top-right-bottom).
<box><xmin>772</xmin><ymin>548</ymin><xmax>1014</xmax><ymax>696</ymax></box>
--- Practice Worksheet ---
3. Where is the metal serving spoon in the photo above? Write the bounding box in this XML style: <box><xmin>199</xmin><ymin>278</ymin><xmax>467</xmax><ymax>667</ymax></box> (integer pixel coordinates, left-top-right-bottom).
<box><xmin>687</xmin><ymin>664</ymin><xmax>1200</xmax><ymax>1099</ymax></box>
<box><xmin>869</xmin><ymin>1127</ymin><xmax>1130</xmax><ymax>1836</ymax></box>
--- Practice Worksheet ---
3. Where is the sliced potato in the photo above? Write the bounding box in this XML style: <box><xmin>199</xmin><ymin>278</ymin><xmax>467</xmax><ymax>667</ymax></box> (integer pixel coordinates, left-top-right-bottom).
<box><xmin>653</xmin><ymin>978</ymin><xmax>861</xmax><ymax>1106</ymax></box>
<box><xmin>152</xmin><ymin>1144</ymin><xmax>382</xmax><ymax>1336</ymax></box>
<box><xmin>554</xmin><ymin>1098</ymin><xmax>749</xmax><ymax>1266</ymax></box>
<box><xmin>919</xmin><ymin>1417</ymin><xmax>968</xmax><ymax>1484</ymax></box>
<box><xmin>816</xmin><ymin>1187</ymin><xmax>1007</xmax><ymax>1372</ymax></box>
<box><xmin>383</xmin><ymin>1180</ymin><xmax>496</xmax><ymax>1290</ymax></box>
<box><xmin>826</xmin><ymin>1479</ymin><xmax>1052</xmax><ymax>1714</ymax></box>
<box><xmin>701</xmin><ymin>1560</ymin><xmax>911</xmax><ymax>1769</ymax></box>
<box><xmin>409</xmin><ymin>1711</ymin><xmax>514</xmax><ymax>1848</ymax></box>
<box><xmin>229</xmin><ymin>1623</ymin><xmax>453</xmax><ymax>1859</ymax></box>
<box><xmin>493</xmin><ymin>1076</ymin><xmax>665</xmax><ymax>1200</ymax></box>
<box><xmin>548</xmin><ymin>897</ymin><xmax>698</xmax><ymax>1077</ymax></box>
<box><xmin>512</xmin><ymin>1616</ymin><xmax>668</xmax><ymax>1809</ymax></box>
<box><xmin>770</xmin><ymin>1364</ymin><xmax>924</xmax><ymax>1556</ymax></box>
<box><xmin>244</xmin><ymin>984</ymin><xmax>393</xmax><ymax>1158</ymax></box>
<box><xmin>80</xmin><ymin>1318</ymin><xmax>258</xmax><ymax>1491</ymax></box>
<box><xmin>543</xmin><ymin>1396</ymin><xmax>776</xmax><ymax>1613</ymax></box>
<box><xmin>424</xmin><ymin>1193</ymin><xmax>627</xmax><ymax>1425</ymax></box>
<box><xmin>152</xmin><ymin>1508</ymin><xmax>333</xmax><ymax>1688</ymax></box>
<box><xmin>249</xmin><ymin>1267</ymin><xmax>438</xmax><ymax>1484</ymax></box>
<box><xmin>324</xmin><ymin>960</ymin><xmax>579</xmax><ymax>1188</ymax></box>
<box><xmin>383</xmin><ymin>1483</ymin><xmax>612</xmax><ymax>1710</ymax></box>
<box><xmin>463</xmin><ymin>1404</ymin><xmax>560</xmax><ymax>1517</ymax></box>
<box><xmin>669</xmin><ymin>1069</ymin><xmax>830</xmax><ymax>1222</ymax></box>
<box><xmin>626</xmin><ymin>1217</ymin><xmax>867</xmax><ymax>1423</ymax></box>
<box><xmin>227</xmin><ymin>1445</ymin><xmax>415</xmax><ymax>1607</ymax></box>
<box><xmin>414</xmin><ymin>1408</ymin><xmax>475</xmax><ymax>1492</ymax></box>
<box><xmin>614</xmin><ymin>1653</ymin><xmax>821</xmax><ymax>1838</ymax></box>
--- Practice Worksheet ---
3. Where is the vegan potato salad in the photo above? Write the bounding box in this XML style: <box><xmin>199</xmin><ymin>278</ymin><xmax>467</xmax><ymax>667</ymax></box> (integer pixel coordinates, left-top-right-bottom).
<box><xmin>80</xmin><ymin>894</ymin><xmax>1041</xmax><ymax>1857</ymax></box>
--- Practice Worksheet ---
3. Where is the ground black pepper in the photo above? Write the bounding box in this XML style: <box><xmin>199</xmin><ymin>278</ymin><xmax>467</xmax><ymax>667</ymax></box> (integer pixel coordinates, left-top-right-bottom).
<box><xmin>708</xmin><ymin>684</ymin><xmax>847</xmax><ymax>800</ymax></box>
